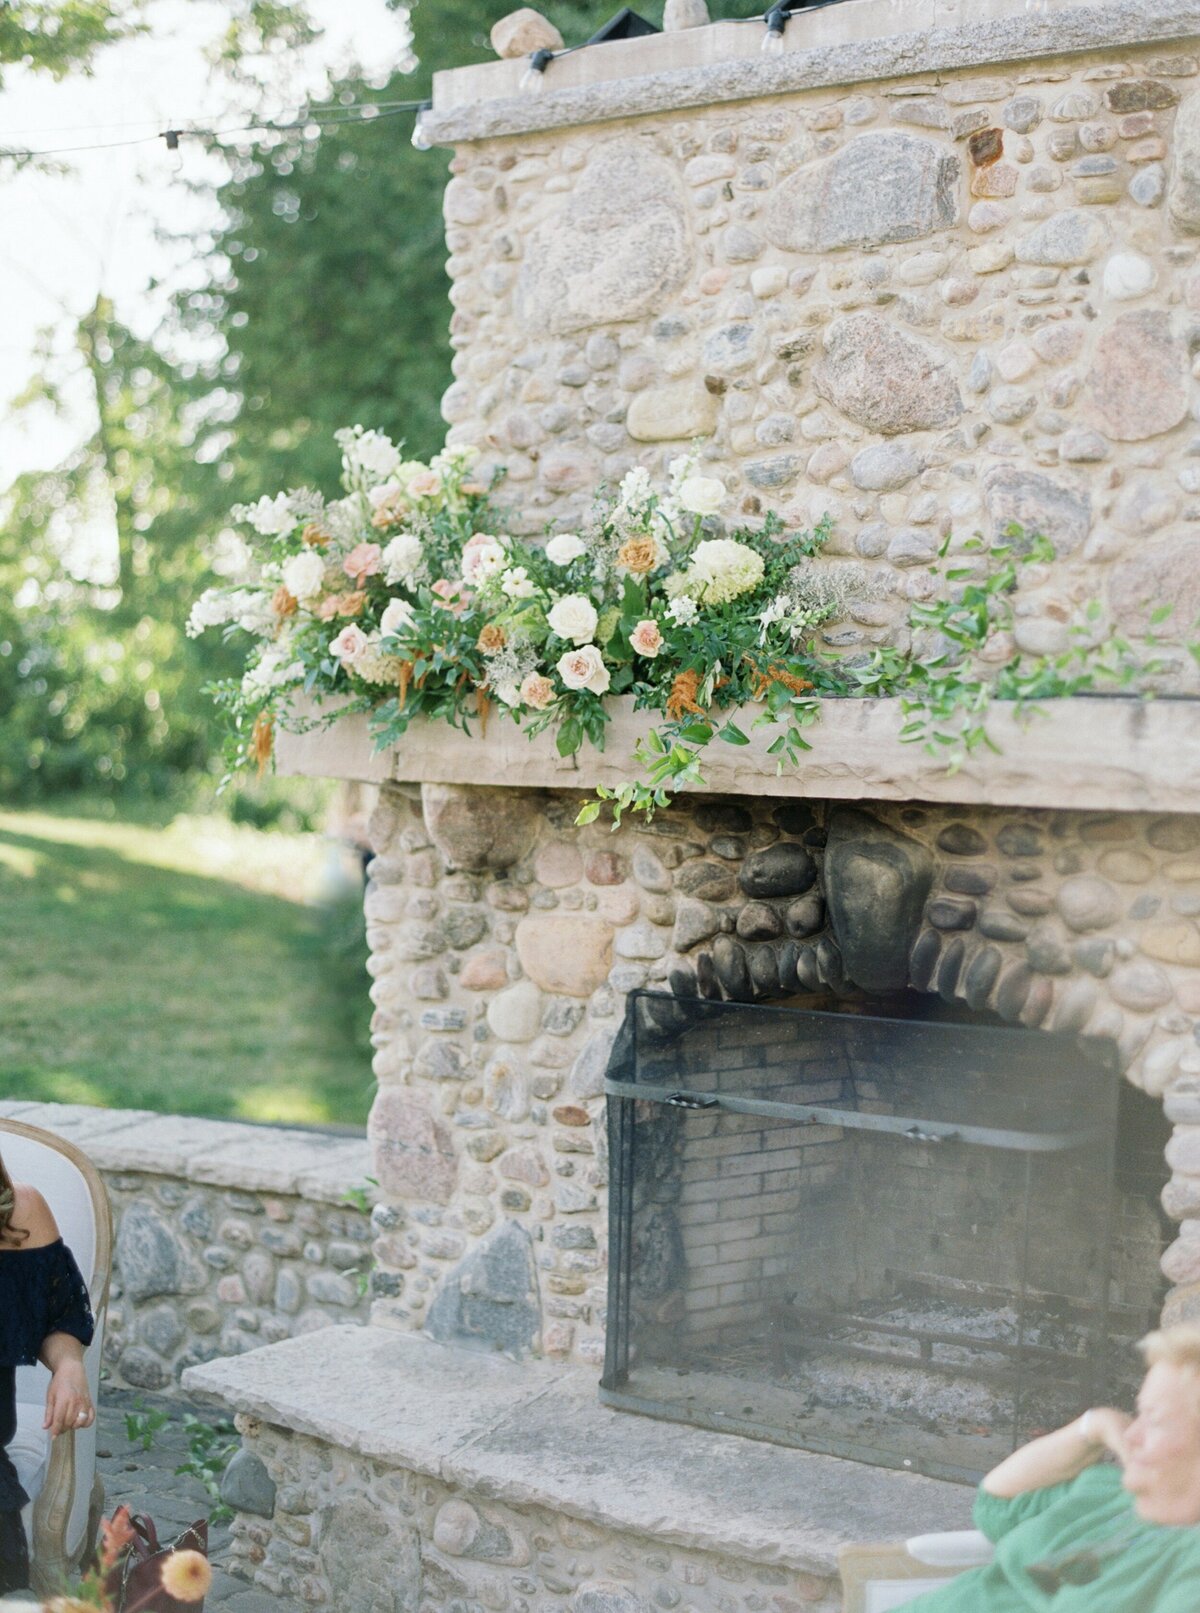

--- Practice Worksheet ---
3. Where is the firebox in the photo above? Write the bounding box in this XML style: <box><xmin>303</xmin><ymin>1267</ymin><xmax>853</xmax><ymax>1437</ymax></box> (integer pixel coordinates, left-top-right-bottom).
<box><xmin>602</xmin><ymin>992</ymin><xmax>1141</xmax><ymax>1484</ymax></box>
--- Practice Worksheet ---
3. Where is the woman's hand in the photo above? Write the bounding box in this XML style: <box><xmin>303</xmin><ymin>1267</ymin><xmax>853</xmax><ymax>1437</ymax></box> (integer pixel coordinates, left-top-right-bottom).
<box><xmin>43</xmin><ymin>1356</ymin><xmax>94</xmax><ymax>1436</ymax></box>
<box><xmin>1075</xmin><ymin>1407</ymin><xmax>1132</xmax><ymax>1464</ymax></box>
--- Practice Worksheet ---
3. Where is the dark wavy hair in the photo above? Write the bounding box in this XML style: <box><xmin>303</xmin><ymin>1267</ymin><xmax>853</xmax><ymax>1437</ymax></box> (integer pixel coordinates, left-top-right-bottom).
<box><xmin>0</xmin><ymin>1152</ymin><xmax>28</xmax><ymax>1243</ymax></box>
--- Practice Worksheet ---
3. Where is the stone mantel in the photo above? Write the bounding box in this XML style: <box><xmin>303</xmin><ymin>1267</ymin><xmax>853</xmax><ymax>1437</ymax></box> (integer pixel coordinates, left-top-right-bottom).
<box><xmin>424</xmin><ymin>0</ymin><xmax>1200</xmax><ymax>145</ymax></box>
<box><xmin>275</xmin><ymin>694</ymin><xmax>1200</xmax><ymax>814</ymax></box>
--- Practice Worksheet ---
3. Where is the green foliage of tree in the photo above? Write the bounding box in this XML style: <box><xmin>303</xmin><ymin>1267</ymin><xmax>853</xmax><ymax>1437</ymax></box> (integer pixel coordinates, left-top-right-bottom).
<box><xmin>0</xmin><ymin>1</ymin><xmax>131</xmax><ymax>87</ymax></box>
<box><xmin>0</xmin><ymin>299</ymin><xmax>241</xmax><ymax>797</ymax></box>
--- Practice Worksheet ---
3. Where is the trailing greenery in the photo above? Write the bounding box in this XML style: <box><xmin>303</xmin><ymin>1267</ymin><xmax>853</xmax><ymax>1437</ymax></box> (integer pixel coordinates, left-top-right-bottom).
<box><xmin>177</xmin><ymin>1412</ymin><xmax>240</xmax><ymax>1524</ymax></box>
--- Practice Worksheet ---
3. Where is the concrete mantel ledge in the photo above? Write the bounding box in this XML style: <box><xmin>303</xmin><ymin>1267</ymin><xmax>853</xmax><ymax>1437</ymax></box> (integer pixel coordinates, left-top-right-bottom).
<box><xmin>425</xmin><ymin>0</ymin><xmax>1200</xmax><ymax>145</ymax></box>
<box><xmin>275</xmin><ymin>694</ymin><xmax>1200</xmax><ymax>815</ymax></box>
<box><xmin>183</xmin><ymin>1326</ymin><xmax>973</xmax><ymax>1575</ymax></box>
<box><xmin>0</xmin><ymin>1099</ymin><xmax>369</xmax><ymax>1205</ymax></box>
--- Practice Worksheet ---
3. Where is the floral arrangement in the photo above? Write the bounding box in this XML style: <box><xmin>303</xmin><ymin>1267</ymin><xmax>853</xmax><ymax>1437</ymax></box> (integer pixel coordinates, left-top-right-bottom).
<box><xmin>192</xmin><ymin>428</ymin><xmax>855</xmax><ymax>820</ymax></box>
<box><xmin>192</xmin><ymin>428</ymin><xmax>1155</xmax><ymax>821</ymax></box>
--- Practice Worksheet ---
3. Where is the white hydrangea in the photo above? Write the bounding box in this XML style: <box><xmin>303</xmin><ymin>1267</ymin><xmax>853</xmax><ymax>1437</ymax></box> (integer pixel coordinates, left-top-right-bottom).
<box><xmin>430</xmin><ymin>443</ymin><xmax>479</xmax><ymax>476</ymax></box>
<box><xmin>615</xmin><ymin>465</ymin><xmax>653</xmax><ymax>513</ymax></box>
<box><xmin>234</xmin><ymin>493</ymin><xmax>295</xmax><ymax>536</ymax></box>
<box><xmin>335</xmin><ymin>426</ymin><xmax>402</xmax><ymax>485</ymax></box>
<box><xmin>354</xmin><ymin>635</ymin><xmax>405</xmax><ymax>686</ymax></box>
<box><xmin>188</xmin><ymin>588</ymin><xmax>278</xmax><ymax>638</ymax></box>
<box><xmin>241</xmin><ymin>643</ymin><xmax>304</xmax><ymax>696</ymax></box>
<box><xmin>186</xmin><ymin>589</ymin><xmax>235</xmax><ymax>638</ymax></box>
<box><xmin>667</xmin><ymin>595</ymin><xmax>699</xmax><ymax>627</ymax></box>
<box><xmin>686</xmin><ymin>539</ymin><xmax>765</xmax><ymax>606</ymax></box>
<box><xmin>282</xmin><ymin>551</ymin><xmax>327</xmax><ymax>602</ymax></box>
<box><xmin>382</xmin><ymin>532</ymin><xmax>424</xmax><ymax>587</ymax></box>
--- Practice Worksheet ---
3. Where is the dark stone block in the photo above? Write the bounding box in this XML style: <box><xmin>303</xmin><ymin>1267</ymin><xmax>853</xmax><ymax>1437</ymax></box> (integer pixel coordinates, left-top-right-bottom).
<box><xmin>945</xmin><ymin>864</ymin><xmax>997</xmax><ymax>896</ymax></box>
<box><xmin>964</xmin><ymin>945</ymin><xmax>1003</xmax><ymax>1010</ymax></box>
<box><xmin>748</xmin><ymin>943</ymin><xmax>783</xmax><ymax>997</ymax></box>
<box><xmin>773</xmin><ymin>803</ymin><xmax>818</xmax><ymax>836</ymax></box>
<box><xmin>936</xmin><ymin>937</ymin><xmax>967</xmax><ymax>1001</ymax></box>
<box><xmin>712</xmin><ymin>934</ymin><xmax>751</xmax><ymax>1000</ymax></box>
<box><xmin>784</xmin><ymin>891</ymin><xmax>825</xmax><ymax>937</ymax></box>
<box><xmin>909</xmin><ymin>929</ymin><xmax>942</xmax><ymax>992</ymax></box>
<box><xmin>996</xmin><ymin>824</ymin><xmax>1045</xmax><ymax>858</ymax></box>
<box><xmin>675</xmin><ymin>862</ymin><xmax>737</xmax><ymax>901</ymax></box>
<box><xmin>824</xmin><ymin>808</ymin><xmax>935</xmax><ymax>991</ymax></box>
<box><xmin>928</xmin><ymin>897</ymin><xmax>977</xmax><ymax>931</ymax></box>
<box><xmin>739</xmin><ymin>842</ymin><xmax>817</xmax><ymax>899</ymax></box>
<box><xmin>936</xmin><ymin>824</ymin><xmax>988</xmax><ymax>856</ymax></box>
<box><xmin>695</xmin><ymin>951</ymin><xmax>720</xmax><ymax>998</ymax></box>
<box><xmin>1074</xmin><ymin>937</ymin><xmax>1115</xmax><ymax>977</ymax></box>
<box><xmin>978</xmin><ymin>908</ymin><xmax>1031</xmax><ymax>942</ymax></box>
<box><xmin>220</xmin><ymin>1449</ymin><xmax>277</xmax><ymax>1519</ymax></box>
<box><xmin>737</xmin><ymin>901</ymin><xmax>784</xmax><ymax>941</ymax></box>
<box><xmin>668</xmin><ymin>965</ymin><xmax>698</xmax><ymax>997</ymax></box>
<box><xmin>695</xmin><ymin>803</ymin><xmax>753</xmax><ymax>834</ymax></box>
<box><xmin>425</xmin><ymin>1221</ymin><xmax>540</xmax><ymax>1357</ymax></box>
<box><xmin>795</xmin><ymin>944</ymin><xmax>822</xmax><ymax>992</ymax></box>
<box><xmin>815</xmin><ymin>936</ymin><xmax>846</xmax><ymax>993</ymax></box>
<box><xmin>995</xmin><ymin>963</ymin><xmax>1034</xmax><ymax>1022</ymax></box>
<box><xmin>1105</xmin><ymin>79</ymin><xmax>1180</xmax><ymax>112</ymax></box>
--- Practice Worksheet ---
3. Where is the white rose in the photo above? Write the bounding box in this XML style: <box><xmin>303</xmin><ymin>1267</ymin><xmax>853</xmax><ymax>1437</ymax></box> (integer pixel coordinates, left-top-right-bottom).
<box><xmin>545</xmin><ymin>533</ymin><xmax>587</xmax><ymax>566</ymax></box>
<box><xmin>238</xmin><ymin>493</ymin><xmax>295</xmax><ymax>536</ymax></box>
<box><xmin>556</xmin><ymin>644</ymin><xmax>611</xmax><ymax>695</ymax></box>
<box><xmin>380</xmin><ymin>597</ymin><xmax>416</xmax><ymax>639</ymax></box>
<box><xmin>547</xmin><ymin>593</ymin><xmax>599</xmax><ymax>645</ymax></box>
<box><xmin>367</xmin><ymin>478</ymin><xmax>403</xmax><ymax>510</ymax></box>
<box><xmin>677</xmin><ymin>475</ymin><xmax>726</xmax><ymax>517</ymax></box>
<box><xmin>282</xmin><ymin>550</ymin><xmax>327</xmax><ymax>602</ymax></box>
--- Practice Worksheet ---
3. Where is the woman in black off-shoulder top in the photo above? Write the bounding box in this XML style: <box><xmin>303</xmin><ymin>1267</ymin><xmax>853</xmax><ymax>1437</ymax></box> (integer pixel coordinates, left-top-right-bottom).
<box><xmin>0</xmin><ymin>1151</ymin><xmax>95</xmax><ymax>1594</ymax></box>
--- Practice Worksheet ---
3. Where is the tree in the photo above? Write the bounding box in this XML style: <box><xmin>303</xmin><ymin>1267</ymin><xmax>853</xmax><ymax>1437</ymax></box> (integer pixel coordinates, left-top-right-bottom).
<box><xmin>0</xmin><ymin>2</ymin><xmax>130</xmax><ymax>89</ymax></box>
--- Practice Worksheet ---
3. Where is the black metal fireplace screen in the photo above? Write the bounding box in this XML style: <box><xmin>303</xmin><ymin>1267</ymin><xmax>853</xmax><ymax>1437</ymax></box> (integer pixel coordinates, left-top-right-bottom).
<box><xmin>602</xmin><ymin>992</ymin><xmax>1126</xmax><ymax>1484</ymax></box>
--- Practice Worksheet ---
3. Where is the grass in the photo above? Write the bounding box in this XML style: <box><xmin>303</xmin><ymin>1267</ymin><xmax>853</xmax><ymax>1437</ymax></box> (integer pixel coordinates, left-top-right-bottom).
<box><xmin>0</xmin><ymin>803</ymin><xmax>375</xmax><ymax>1127</ymax></box>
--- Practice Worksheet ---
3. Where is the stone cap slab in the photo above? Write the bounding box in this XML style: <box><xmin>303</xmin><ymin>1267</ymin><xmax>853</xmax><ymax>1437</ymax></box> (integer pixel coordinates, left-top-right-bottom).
<box><xmin>275</xmin><ymin>692</ymin><xmax>1200</xmax><ymax>816</ymax></box>
<box><xmin>0</xmin><ymin>1101</ymin><xmax>369</xmax><ymax>1208</ymax></box>
<box><xmin>424</xmin><ymin>0</ymin><xmax>1200</xmax><ymax>145</ymax></box>
<box><xmin>183</xmin><ymin>1326</ymin><xmax>974</xmax><ymax>1576</ymax></box>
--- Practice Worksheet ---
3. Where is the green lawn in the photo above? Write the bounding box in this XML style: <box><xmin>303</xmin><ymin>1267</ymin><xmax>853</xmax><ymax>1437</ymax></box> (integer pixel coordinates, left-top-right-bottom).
<box><xmin>0</xmin><ymin>805</ymin><xmax>374</xmax><ymax>1126</ymax></box>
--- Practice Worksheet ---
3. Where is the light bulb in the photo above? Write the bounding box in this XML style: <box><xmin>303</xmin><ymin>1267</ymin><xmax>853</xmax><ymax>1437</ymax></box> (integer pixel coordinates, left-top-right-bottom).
<box><xmin>411</xmin><ymin>113</ymin><xmax>431</xmax><ymax>150</ymax></box>
<box><xmin>761</xmin><ymin>4</ymin><xmax>789</xmax><ymax>54</ymax></box>
<box><xmin>519</xmin><ymin>48</ymin><xmax>553</xmax><ymax>95</ymax></box>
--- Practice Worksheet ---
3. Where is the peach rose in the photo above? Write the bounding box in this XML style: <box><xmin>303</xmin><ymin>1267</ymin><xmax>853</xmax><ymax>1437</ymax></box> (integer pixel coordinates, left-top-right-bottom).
<box><xmin>476</xmin><ymin>623</ymin><xmax>507</xmax><ymax>653</ymax></box>
<box><xmin>334</xmin><ymin>590</ymin><xmax>367</xmax><ymax>617</ymax></box>
<box><xmin>272</xmin><ymin>585</ymin><xmax>298</xmax><ymax>619</ymax></box>
<box><xmin>301</xmin><ymin>522</ymin><xmax>330</xmax><ymax>549</ymax></box>
<box><xmin>316</xmin><ymin>596</ymin><xmax>341</xmax><ymax>622</ymax></box>
<box><xmin>520</xmin><ymin>672</ymin><xmax>555</xmax><ymax>710</ymax></box>
<box><xmin>556</xmin><ymin>645</ymin><xmax>611</xmax><ymax>696</ymax></box>
<box><xmin>343</xmin><ymin>542</ymin><xmax>383</xmax><ymax>583</ymax></box>
<box><xmin>630</xmin><ymin>619</ymin><xmax>664</xmax><ymax>658</ymax></box>
<box><xmin>616</xmin><ymin>536</ymin><xmax>659</xmax><ymax>576</ymax></box>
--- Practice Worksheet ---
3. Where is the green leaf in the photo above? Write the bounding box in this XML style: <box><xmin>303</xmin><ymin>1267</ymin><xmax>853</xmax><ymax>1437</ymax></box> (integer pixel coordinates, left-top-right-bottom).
<box><xmin>575</xmin><ymin>800</ymin><xmax>602</xmax><ymax>826</ymax></box>
<box><xmin>718</xmin><ymin>722</ymin><xmax>750</xmax><ymax>746</ymax></box>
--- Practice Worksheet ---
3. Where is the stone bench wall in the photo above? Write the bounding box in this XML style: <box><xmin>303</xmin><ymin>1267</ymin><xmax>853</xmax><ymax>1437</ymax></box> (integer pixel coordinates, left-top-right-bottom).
<box><xmin>0</xmin><ymin>1100</ymin><xmax>372</xmax><ymax>1391</ymax></box>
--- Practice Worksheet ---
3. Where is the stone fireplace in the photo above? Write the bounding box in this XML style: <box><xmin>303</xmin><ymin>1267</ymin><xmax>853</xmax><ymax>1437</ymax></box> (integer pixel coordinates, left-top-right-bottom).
<box><xmin>183</xmin><ymin>1</ymin><xmax>1200</xmax><ymax>1608</ymax></box>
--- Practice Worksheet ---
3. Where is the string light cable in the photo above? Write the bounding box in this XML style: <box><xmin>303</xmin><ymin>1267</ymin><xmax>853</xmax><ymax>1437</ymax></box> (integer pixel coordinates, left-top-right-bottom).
<box><xmin>0</xmin><ymin>98</ymin><xmax>433</xmax><ymax>162</ymax></box>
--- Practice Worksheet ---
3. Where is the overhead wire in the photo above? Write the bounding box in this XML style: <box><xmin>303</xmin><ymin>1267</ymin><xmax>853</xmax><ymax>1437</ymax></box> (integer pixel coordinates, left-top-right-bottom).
<box><xmin>0</xmin><ymin>100</ymin><xmax>431</xmax><ymax>161</ymax></box>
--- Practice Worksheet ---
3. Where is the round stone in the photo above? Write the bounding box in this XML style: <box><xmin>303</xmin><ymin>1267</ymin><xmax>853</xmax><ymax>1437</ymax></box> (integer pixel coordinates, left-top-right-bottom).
<box><xmin>737</xmin><ymin>902</ymin><xmax>783</xmax><ymax>941</ymax></box>
<box><xmin>1103</xmin><ymin>251</ymin><xmax>1157</xmax><ymax>301</ymax></box>
<box><xmin>486</xmin><ymin>980</ymin><xmax>544</xmax><ymax>1042</ymax></box>
<box><xmin>422</xmin><ymin>785</ymin><xmax>539</xmax><ymax>872</ymax></box>
<box><xmin>849</xmin><ymin>443</ymin><xmax>921</xmax><ymax>491</ymax></box>
<box><xmin>534</xmin><ymin>842</ymin><xmax>583</xmax><ymax>889</ymax></box>
<box><xmin>814</xmin><ymin>313</ymin><xmax>962</xmax><ymax>435</ymax></box>
<box><xmin>1097</xmin><ymin>849</ymin><xmax>1154</xmax><ymax>884</ymax></box>
<box><xmin>739</xmin><ymin>842</ymin><xmax>817</xmax><ymax>898</ymax></box>
<box><xmin>1057</xmin><ymin>875</ymin><xmax>1120</xmax><ymax>932</ymax></box>
<box><xmin>1110</xmin><ymin>957</ymin><xmax>1174</xmax><ymax>1011</ymax></box>
<box><xmin>1110</xmin><ymin>536</ymin><xmax>1200</xmax><ymax>635</ymax></box>
<box><xmin>1085</xmin><ymin>310</ymin><xmax>1188</xmax><ymax>442</ymax></box>
<box><xmin>515</xmin><ymin>916</ymin><xmax>614</xmax><ymax>997</ymax></box>
<box><xmin>460</xmin><ymin>947</ymin><xmax>510</xmax><ymax>992</ymax></box>
<box><xmin>1140</xmin><ymin>921</ymin><xmax>1200</xmax><ymax>967</ymax></box>
<box><xmin>784</xmin><ymin>891</ymin><xmax>825</xmax><ymax>937</ymax></box>
<box><xmin>936</xmin><ymin>824</ymin><xmax>988</xmax><ymax>856</ymax></box>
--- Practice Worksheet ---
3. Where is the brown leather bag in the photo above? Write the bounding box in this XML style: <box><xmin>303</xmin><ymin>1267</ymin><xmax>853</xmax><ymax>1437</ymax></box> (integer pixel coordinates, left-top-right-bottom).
<box><xmin>105</xmin><ymin>1512</ymin><xmax>209</xmax><ymax>1613</ymax></box>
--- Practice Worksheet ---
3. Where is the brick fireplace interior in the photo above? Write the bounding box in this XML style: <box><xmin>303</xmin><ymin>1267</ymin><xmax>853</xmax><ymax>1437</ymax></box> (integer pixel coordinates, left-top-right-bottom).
<box><xmin>603</xmin><ymin>986</ymin><xmax>1171</xmax><ymax>1485</ymax></box>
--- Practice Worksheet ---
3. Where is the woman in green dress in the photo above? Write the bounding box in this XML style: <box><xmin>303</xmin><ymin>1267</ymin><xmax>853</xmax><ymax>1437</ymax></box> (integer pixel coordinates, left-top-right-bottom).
<box><xmin>909</xmin><ymin>1324</ymin><xmax>1200</xmax><ymax>1610</ymax></box>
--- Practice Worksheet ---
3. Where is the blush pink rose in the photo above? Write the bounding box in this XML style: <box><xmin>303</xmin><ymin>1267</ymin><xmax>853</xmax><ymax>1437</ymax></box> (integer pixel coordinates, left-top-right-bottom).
<box><xmin>329</xmin><ymin>624</ymin><xmax>368</xmax><ymax>662</ymax></box>
<box><xmin>343</xmin><ymin>542</ymin><xmax>383</xmax><ymax>583</ymax></box>
<box><xmin>520</xmin><ymin>672</ymin><xmax>555</xmax><ymax>710</ymax></box>
<box><xmin>407</xmin><ymin>469</ymin><xmax>441</xmax><ymax>499</ymax></box>
<box><xmin>315</xmin><ymin>596</ymin><xmax>342</xmax><ymax>621</ymax></box>
<box><xmin>556</xmin><ymin>645</ymin><xmax>611</xmax><ymax>696</ymax></box>
<box><xmin>630</xmin><ymin>619</ymin><xmax>664</xmax><ymax>658</ymax></box>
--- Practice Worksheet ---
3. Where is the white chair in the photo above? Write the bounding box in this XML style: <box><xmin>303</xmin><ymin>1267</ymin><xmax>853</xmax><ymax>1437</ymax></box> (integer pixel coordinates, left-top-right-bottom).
<box><xmin>839</xmin><ymin>1530</ymin><xmax>995</xmax><ymax>1612</ymax></box>
<box><xmin>1</xmin><ymin>1119</ymin><xmax>112</xmax><ymax>1596</ymax></box>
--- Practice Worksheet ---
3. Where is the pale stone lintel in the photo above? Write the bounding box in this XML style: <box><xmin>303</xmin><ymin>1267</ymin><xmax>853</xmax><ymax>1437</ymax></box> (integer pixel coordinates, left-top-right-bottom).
<box><xmin>183</xmin><ymin>1324</ymin><xmax>973</xmax><ymax>1574</ymax></box>
<box><xmin>0</xmin><ymin>1099</ymin><xmax>370</xmax><ymax>1206</ymax></box>
<box><xmin>424</xmin><ymin>0</ymin><xmax>1200</xmax><ymax>146</ymax></box>
<box><xmin>273</xmin><ymin>694</ymin><xmax>1200</xmax><ymax>816</ymax></box>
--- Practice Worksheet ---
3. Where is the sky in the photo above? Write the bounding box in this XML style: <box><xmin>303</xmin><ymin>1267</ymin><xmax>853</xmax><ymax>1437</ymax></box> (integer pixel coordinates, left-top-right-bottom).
<box><xmin>0</xmin><ymin>0</ymin><xmax>417</xmax><ymax>486</ymax></box>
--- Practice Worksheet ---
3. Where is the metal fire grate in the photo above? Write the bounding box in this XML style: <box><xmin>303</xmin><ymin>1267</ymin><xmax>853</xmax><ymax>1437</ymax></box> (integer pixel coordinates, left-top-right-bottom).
<box><xmin>602</xmin><ymin>992</ymin><xmax>1124</xmax><ymax>1484</ymax></box>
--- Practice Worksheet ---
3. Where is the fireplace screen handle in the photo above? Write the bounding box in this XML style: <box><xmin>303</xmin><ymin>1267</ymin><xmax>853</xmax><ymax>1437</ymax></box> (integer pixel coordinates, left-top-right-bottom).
<box><xmin>665</xmin><ymin>1093</ymin><xmax>720</xmax><ymax>1110</ymax></box>
<box><xmin>904</xmin><ymin>1125</ymin><xmax>958</xmax><ymax>1144</ymax></box>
